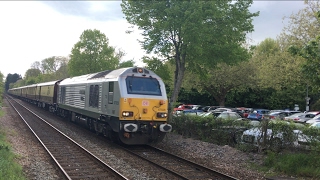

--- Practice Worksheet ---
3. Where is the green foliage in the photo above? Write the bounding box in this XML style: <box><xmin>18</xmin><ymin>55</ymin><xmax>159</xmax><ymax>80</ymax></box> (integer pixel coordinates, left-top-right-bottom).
<box><xmin>121</xmin><ymin>0</ymin><xmax>259</xmax><ymax>107</ymax></box>
<box><xmin>117</xmin><ymin>60</ymin><xmax>135</xmax><ymax>68</ymax></box>
<box><xmin>24</xmin><ymin>68</ymin><xmax>41</xmax><ymax>80</ymax></box>
<box><xmin>199</xmin><ymin>61</ymin><xmax>256</xmax><ymax>106</ymax></box>
<box><xmin>142</xmin><ymin>56</ymin><xmax>171</xmax><ymax>83</ymax></box>
<box><xmin>0</xmin><ymin>71</ymin><xmax>3</xmax><ymax>104</ymax></box>
<box><xmin>171</xmin><ymin>115</ymin><xmax>254</xmax><ymax>146</ymax></box>
<box><xmin>68</xmin><ymin>29</ymin><xmax>123</xmax><ymax>76</ymax></box>
<box><xmin>5</xmin><ymin>73</ymin><xmax>21</xmax><ymax>91</ymax></box>
<box><xmin>264</xmin><ymin>151</ymin><xmax>320</xmax><ymax>178</ymax></box>
<box><xmin>0</xmin><ymin>130</ymin><xmax>25</xmax><ymax>180</ymax></box>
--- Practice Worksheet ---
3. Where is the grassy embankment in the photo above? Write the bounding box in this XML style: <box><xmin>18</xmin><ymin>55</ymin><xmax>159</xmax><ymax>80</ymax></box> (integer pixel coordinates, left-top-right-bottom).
<box><xmin>0</xmin><ymin>106</ymin><xmax>26</xmax><ymax>180</ymax></box>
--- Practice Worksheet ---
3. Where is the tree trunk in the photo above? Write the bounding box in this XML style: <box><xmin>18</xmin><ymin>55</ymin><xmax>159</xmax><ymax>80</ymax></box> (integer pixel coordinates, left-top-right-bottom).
<box><xmin>168</xmin><ymin>50</ymin><xmax>186</xmax><ymax>121</ymax></box>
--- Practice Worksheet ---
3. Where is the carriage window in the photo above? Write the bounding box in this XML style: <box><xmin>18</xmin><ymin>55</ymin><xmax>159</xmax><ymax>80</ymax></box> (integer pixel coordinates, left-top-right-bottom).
<box><xmin>108</xmin><ymin>82</ymin><xmax>114</xmax><ymax>104</ymax></box>
<box><xmin>126</xmin><ymin>76</ymin><xmax>161</xmax><ymax>96</ymax></box>
<box><xmin>89</xmin><ymin>85</ymin><xmax>99</xmax><ymax>108</ymax></box>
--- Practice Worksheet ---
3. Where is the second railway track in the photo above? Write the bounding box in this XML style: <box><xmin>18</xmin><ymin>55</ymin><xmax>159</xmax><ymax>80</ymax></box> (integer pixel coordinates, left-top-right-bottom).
<box><xmin>122</xmin><ymin>145</ymin><xmax>238</xmax><ymax>180</ymax></box>
<box><xmin>6</xmin><ymin>96</ymin><xmax>128</xmax><ymax>180</ymax></box>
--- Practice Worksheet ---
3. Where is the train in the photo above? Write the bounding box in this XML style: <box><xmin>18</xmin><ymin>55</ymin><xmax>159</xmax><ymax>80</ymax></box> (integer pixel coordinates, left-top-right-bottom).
<box><xmin>8</xmin><ymin>67</ymin><xmax>172</xmax><ymax>145</ymax></box>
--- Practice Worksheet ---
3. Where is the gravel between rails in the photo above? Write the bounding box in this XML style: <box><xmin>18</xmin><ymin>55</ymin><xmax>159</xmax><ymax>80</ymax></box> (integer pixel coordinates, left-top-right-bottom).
<box><xmin>0</xmin><ymin>99</ymin><xmax>305</xmax><ymax>180</ymax></box>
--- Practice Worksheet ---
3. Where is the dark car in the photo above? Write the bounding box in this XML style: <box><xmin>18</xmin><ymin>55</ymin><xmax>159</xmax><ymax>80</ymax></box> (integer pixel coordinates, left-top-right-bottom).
<box><xmin>247</xmin><ymin>109</ymin><xmax>270</xmax><ymax>120</ymax></box>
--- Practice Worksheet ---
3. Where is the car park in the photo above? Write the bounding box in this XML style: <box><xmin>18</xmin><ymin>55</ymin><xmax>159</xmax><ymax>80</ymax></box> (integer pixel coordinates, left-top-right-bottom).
<box><xmin>284</xmin><ymin>111</ymin><xmax>320</xmax><ymax>123</ymax></box>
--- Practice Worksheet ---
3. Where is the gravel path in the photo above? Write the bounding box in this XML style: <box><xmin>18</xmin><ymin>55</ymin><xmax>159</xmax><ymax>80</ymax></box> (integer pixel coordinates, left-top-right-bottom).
<box><xmin>0</xmin><ymin>99</ymin><xmax>303</xmax><ymax>180</ymax></box>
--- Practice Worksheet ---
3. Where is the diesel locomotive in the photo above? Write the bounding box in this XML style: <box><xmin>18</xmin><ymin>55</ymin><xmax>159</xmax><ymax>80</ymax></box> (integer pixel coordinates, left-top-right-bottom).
<box><xmin>8</xmin><ymin>67</ymin><xmax>172</xmax><ymax>145</ymax></box>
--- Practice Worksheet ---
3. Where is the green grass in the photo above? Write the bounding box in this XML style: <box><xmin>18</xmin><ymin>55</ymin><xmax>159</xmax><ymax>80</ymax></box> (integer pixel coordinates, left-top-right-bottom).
<box><xmin>0</xmin><ymin>129</ymin><xmax>26</xmax><ymax>180</ymax></box>
<box><xmin>261</xmin><ymin>151</ymin><xmax>320</xmax><ymax>179</ymax></box>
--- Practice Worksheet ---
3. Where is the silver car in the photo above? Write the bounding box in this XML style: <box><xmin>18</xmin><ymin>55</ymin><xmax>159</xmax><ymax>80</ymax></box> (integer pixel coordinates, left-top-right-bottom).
<box><xmin>284</xmin><ymin>112</ymin><xmax>318</xmax><ymax>123</ymax></box>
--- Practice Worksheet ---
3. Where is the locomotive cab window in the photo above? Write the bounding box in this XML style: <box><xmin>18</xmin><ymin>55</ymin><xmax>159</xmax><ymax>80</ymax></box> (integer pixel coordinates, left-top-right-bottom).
<box><xmin>126</xmin><ymin>76</ymin><xmax>161</xmax><ymax>96</ymax></box>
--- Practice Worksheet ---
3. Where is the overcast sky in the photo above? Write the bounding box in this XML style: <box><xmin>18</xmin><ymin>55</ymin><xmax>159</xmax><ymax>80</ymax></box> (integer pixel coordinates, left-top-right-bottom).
<box><xmin>0</xmin><ymin>1</ymin><xmax>306</xmax><ymax>79</ymax></box>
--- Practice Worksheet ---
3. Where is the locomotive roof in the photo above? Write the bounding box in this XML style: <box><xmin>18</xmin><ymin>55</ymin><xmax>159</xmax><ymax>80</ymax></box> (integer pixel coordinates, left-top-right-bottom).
<box><xmin>59</xmin><ymin>67</ymin><xmax>158</xmax><ymax>85</ymax></box>
<box><xmin>37</xmin><ymin>80</ymin><xmax>61</xmax><ymax>86</ymax></box>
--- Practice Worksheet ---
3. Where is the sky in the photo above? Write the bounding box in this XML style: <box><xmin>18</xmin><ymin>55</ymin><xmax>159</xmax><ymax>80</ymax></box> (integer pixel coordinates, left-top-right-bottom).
<box><xmin>0</xmin><ymin>1</ymin><xmax>306</xmax><ymax>79</ymax></box>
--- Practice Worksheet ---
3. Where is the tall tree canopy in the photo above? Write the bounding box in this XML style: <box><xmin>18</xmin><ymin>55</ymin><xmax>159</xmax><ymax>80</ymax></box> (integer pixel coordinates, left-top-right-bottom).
<box><xmin>121</xmin><ymin>0</ymin><xmax>259</xmax><ymax>110</ymax></box>
<box><xmin>68</xmin><ymin>29</ymin><xmax>124</xmax><ymax>76</ymax></box>
<box><xmin>5</xmin><ymin>73</ymin><xmax>21</xmax><ymax>91</ymax></box>
<box><xmin>279</xmin><ymin>0</ymin><xmax>320</xmax><ymax>48</ymax></box>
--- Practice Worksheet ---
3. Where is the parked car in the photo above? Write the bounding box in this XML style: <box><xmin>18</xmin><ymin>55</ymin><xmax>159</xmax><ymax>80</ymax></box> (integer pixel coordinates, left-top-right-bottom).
<box><xmin>192</xmin><ymin>105</ymin><xmax>205</xmax><ymax>113</ymax></box>
<box><xmin>173</xmin><ymin>109</ymin><xmax>197</xmax><ymax>116</ymax></box>
<box><xmin>201</xmin><ymin>111</ymin><xmax>244</xmax><ymax>121</ymax></box>
<box><xmin>283</xmin><ymin>112</ymin><xmax>308</xmax><ymax>123</ymax></box>
<box><xmin>216</xmin><ymin>111</ymin><xmax>244</xmax><ymax>121</ymax></box>
<box><xmin>234</xmin><ymin>107</ymin><xmax>252</xmax><ymax>118</ymax></box>
<box><xmin>201</xmin><ymin>111</ymin><xmax>223</xmax><ymax>118</ymax></box>
<box><xmin>247</xmin><ymin>109</ymin><xmax>270</xmax><ymax>120</ymax></box>
<box><xmin>285</xmin><ymin>111</ymin><xmax>320</xmax><ymax>123</ymax></box>
<box><xmin>268</xmin><ymin>111</ymin><xmax>300</xmax><ymax>120</ymax></box>
<box><xmin>241</xmin><ymin>120</ymin><xmax>305</xmax><ymax>152</ymax></box>
<box><xmin>210</xmin><ymin>107</ymin><xmax>233</xmax><ymax>112</ymax></box>
<box><xmin>305</xmin><ymin>114</ymin><xmax>320</xmax><ymax>124</ymax></box>
<box><xmin>297</xmin><ymin>122</ymin><xmax>320</xmax><ymax>148</ymax></box>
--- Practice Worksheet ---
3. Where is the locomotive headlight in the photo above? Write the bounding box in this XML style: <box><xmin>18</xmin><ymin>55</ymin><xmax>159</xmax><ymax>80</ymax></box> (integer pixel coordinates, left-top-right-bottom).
<box><xmin>122</xmin><ymin>111</ymin><xmax>133</xmax><ymax>117</ymax></box>
<box><xmin>157</xmin><ymin>112</ymin><xmax>167</xmax><ymax>118</ymax></box>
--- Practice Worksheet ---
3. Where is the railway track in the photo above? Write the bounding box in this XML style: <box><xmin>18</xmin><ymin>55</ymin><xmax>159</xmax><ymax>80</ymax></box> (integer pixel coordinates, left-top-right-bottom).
<box><xmin>123</xmin><ymin>145</ymin><xmax>238</xmax><ymax>180</ymax></box>
<box><xmin>6</xmin><ymin>96</ymin><xmax>128</xmax><ymax>180</ymax></box>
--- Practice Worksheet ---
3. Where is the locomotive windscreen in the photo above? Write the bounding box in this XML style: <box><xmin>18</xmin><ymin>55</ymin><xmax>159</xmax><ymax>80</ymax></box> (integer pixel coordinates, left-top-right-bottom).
<box><xmin>126</xmin><ymin>76</ymin><xmax>162</xmax><ymax>96</ymax></box>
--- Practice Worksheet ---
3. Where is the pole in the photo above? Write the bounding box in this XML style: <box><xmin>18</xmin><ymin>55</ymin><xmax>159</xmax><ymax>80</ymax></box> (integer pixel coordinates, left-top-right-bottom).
<box><xmin>306</xmin><ymin>85</ymin><xmax>309</xmax><ymax>112</ymax></box>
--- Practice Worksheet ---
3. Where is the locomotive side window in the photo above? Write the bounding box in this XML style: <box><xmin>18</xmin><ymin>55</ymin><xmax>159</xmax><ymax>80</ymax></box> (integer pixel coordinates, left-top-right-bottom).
<box><xmin>126</xmin><ymin>76</ymin><xmax>161</xmax><ymax>96</ymax></box>
<box><xmin>108</xmin><ymin>82</ymin><xmax>114</xmax><ymax>104</ymax></box>
<box><xmin>89</xmin><ymin>85</ymin><xmax>99</xmax><ymax>108</ymax></box>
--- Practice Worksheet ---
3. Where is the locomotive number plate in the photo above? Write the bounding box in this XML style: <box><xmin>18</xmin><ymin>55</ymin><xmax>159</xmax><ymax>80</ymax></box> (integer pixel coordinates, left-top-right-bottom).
<box><xmin>142</xmin><ymin>100</ymin><xmax>149</xmax><ymax>106</ymax></box>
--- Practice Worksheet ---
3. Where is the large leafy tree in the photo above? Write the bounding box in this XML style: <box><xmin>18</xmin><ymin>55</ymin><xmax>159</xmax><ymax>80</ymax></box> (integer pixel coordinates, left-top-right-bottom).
<box><xmin>121</xmin><ymin>0</ymin><xmax>258</xmax><ymax>111</ymax></box>
<box><xmin>5</xmin><ymin>73</ymin><xmax>21</xmax><ymax>91</ymax></box>
<box><xmin>199</xmin><ymin>61</ymin><xmax>256</xmax><ymax>106</ymax></box>
<box><xmin>68</xmin><ymin>29</ymin><xmax>124</xmax><ymax>76</ymax></box>
<box><xmin>279</xmin><ymin>0</ymin><xmax>320</xmax><ymax>48</ymax></box>
<box><xmin>24</xmin><ymin>68</ymin><xmax>41</xmax><ymax>80</ymax></box>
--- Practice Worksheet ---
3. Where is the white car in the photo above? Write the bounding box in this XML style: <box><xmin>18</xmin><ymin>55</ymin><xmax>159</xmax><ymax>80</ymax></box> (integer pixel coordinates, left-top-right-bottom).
<box><xmin>241</xmin><ymin>121</ymin><xmax>304</xmax><ymax>152</ymax></box>
<box><xmin>305</xmin><ymin>114</ymin><xmax>320</xmax><ymax>124</ymax></box>
<box><xmin>297</xmin><ymin>122</ymin><xmax>320</xmax><ymax>148</ymax></box>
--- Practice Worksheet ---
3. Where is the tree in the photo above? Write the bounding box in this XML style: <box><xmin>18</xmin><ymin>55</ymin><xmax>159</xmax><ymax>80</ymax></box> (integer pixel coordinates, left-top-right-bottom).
<box><xmin>24</xmin><ymin>68</ymin><xmax>41</xmax><ymax>80</ymax></box>
<box><xmin>5</xmin><ymin>73</ymin><xmax>21</xmax><ymax>91</ymax></box>
<box><xmin>68</xmin><ymin>29</ymin><xmax>124</xmax><ymax>76</ymax></box>
<box><xmin>117</xmin><ymin>60</ymin><xmax>135</xmax><ymax>68</ymax></box>
<box><xmin>31</xmin><ymin>61</ymin><xmax>41</xmax><ymax>70</ymax></box>
<box><xmin>279</xmin><ymin>1</ymin><xmax>320</xmax><ymax>48</ymax></box>
<box><xmin>199</xmin><ymin>61</ymin><xmax>256</xmax><ymax>106</ymax></box>
<box><xmin>121</xmin><ymin>0</ymin><xmax>258</xmax><ymax>112</ymax></box>
<box><xmin>142</xmin><ymin>56</ymin><xmax>171</xmax><ymax>83</ymax></box>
